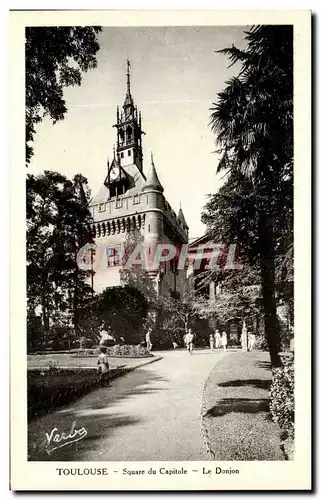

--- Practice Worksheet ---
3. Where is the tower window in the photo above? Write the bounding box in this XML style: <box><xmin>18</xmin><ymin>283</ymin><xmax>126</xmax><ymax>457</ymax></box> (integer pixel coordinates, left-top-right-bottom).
<box><xmin>148</xmin><ymin>224</ymin><xmax>151</xmax><ymax>232</ymax></box>
<box><xmin>121</xmin><ymin>152</ymin><xmax>124</xmax><ymax>158</ymax></box>
<box><xmin>107</xmin><ymin>246</ymin><xmax>120</xmax><ymax>267</ymax></box>
<box><xmin>116</xmin><ymin>198</ymin><xmax>123</xmax><ymax>208</ymax></box>
<box><xmin>128</xmin><ymin>150</ymin><xmax>131</xmax><ymax>157</ymax></box>
<box><xmin>99</xmin><ymin>203</ymin><xmax>105</xmax><ymax>212</ymax></box>
<box><xmin>126</xmin><ymin>126</ymin><xmax>132</xmax><ymax>143</ymax></box>
<box><xmin>133</xmin><ymin>194</ymin><xmax>140</xmax><ymax>205</ymax></box>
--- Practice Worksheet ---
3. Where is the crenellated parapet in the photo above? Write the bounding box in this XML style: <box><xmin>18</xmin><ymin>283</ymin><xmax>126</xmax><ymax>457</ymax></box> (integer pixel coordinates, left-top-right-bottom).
<box><xmin>91</xmin><ymin>213</ymin><xmax>145</xmax><ymax>238</ymax></box>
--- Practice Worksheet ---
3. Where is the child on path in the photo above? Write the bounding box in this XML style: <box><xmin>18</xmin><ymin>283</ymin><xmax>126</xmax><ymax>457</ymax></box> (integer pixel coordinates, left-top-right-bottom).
<box><xmin>97</xmin><ymin>345</ymin><xmax>110</xmax><ymax>387</ymax></box>
<box><xmin>209</xmin><ymin>333</ymin><xmax>215</xmax><ymax>351</ymax></box>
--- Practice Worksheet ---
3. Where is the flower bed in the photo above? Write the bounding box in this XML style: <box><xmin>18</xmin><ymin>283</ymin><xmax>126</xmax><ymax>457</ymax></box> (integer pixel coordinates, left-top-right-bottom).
<box><xmin>72</xmin><ymin>344</ymin><xmax>151</xmax><ymax>358</ymax></box>
<box><xmin>270</xmin><ymin>353</ymin><xmax>294</xmax><ymax>459</ymax></box>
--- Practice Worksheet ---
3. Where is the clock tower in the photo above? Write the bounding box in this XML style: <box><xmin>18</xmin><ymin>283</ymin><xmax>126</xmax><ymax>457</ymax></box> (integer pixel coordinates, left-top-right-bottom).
<box><xmin>89</xmin><ymin>60</ymin><xmax>189</xmax><ymax>297</ymax></box>
<box><xmin>113</xmin><ymin>59</ymin><xmax>144</xmax><ymax>173</ymax></box>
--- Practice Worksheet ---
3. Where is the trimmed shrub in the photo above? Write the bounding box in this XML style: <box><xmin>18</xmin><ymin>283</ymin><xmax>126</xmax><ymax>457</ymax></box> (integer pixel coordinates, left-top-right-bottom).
<box><xmin>107</xmin><ymin>344</ymin><xmax>150</xmax><ymax>357</ymax></box>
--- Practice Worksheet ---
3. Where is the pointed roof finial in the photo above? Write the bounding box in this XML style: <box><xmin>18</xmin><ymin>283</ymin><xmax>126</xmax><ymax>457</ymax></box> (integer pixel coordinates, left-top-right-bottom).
<box><xmin>151</xmin><ymin>151</ymin><xmax>154</xmax><ymax>165</ymax></box>
<box><xmin>126</xmin><ymin>58</ymin><xmax>131</xmax><ymax>95</ymax></box>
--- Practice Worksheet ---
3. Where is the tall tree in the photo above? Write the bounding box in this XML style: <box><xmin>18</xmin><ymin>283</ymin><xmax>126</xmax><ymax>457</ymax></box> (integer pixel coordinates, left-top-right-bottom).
<box><xmin>206</xmin><ymin>26</ymin><xmax>293</xmax><ymax>366</ymax></box>
<box><xmin>27</xmin><ymin>171</ymin><xmax>94</xmax><ymax>346</ymax></box>
<box><xmin>26</xmin><ymin>26</ymin><xmax>101</xmax><ymax>164</ymax></box>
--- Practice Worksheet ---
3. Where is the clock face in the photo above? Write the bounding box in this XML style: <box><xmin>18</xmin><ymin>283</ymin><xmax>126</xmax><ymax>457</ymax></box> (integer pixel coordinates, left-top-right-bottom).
<box><xmin>109</xmin><ymin>166</ymin><xmax>120</xmax><ymax>181</ymax></box>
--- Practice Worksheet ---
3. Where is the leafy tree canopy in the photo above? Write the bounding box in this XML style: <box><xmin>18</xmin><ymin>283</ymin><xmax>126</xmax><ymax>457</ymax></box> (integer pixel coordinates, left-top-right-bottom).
<box><xmin>97</xmin><ymin>286</ymin><xmax>149</xmax><ymax>345</ymax></box>
<box><xmin>27</xmin><ymin>170</ymin><xmax>93</xmax><ymax>336</ymax></box>
<box><xmin>26</xmin><ymin>26</ymin><xmax>102</xmax><ymax>163</ymax></box>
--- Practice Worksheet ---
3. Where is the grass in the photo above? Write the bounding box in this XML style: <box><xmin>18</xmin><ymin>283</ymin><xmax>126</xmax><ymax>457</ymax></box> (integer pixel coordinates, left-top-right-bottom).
<box><xmin>202</xmin><ymin>350</ymin><xmax>285</xmax><ymax>461</ymax></box>
<box><xmin>27</xmin><ymin>354</ymin><xmax>161</xmax><ymax>420</ymax></box>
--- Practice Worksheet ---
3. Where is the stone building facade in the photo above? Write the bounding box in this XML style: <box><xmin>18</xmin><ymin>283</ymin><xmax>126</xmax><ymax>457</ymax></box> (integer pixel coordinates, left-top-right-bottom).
<box><xmin>88</xmin><ymin>62</ymin><xmax>189</xmax><ymax>297</ymax></box>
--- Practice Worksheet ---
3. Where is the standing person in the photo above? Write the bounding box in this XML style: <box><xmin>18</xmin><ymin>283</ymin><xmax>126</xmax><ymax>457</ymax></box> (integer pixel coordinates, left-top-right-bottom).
<box><xmin>248</xmin><ymin>332</ymin><xmax>255</xmax><ymax>351</ymax></box>
<box><xmin>97</xmin><ymin>345</ymin><xmax>109</xmax><ymax>387</ymax></box>
<box><xmin>214</xmin><ymin>329</ymin><xmax>221</xmax><ymax>349</ymax></box>
<box><xmin>183</xmin><ymin>333</ymin><xmax>187</xmax><ymax>347</ymax></box>
<box><xmin>146</xmin><ymin>328</ymin><xmax>153</xmax><ymax>353</ymax></box>
<box><xmin>221</xmin><ymin>331</ymin><xmax>228</xmax><ymax>352</ymax></box>
<box><xmin>209</xmin><ymin>333</ymin><xmax>215</xmax><ymax>351</ymax></box>
<box><xmin>185</xmin><ymin>328</ymin><xmax>195</xmax><ymax>354</ymax></box>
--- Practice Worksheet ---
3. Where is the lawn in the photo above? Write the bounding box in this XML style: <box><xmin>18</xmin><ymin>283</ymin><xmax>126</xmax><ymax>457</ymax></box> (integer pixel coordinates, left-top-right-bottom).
<box><xmin>202</xmin><ymin>350</ymin><xmax>285</xmax><ymax>461</ymax></box>
<box><xmin>27</xmin><ymin>352</ymin><xmax>162</xmax><ymax>420</ymax></box>
<box><xmin>27</xmin><ymin>353</ymin><xmax>149</xmax><ymax>370</ymax></box>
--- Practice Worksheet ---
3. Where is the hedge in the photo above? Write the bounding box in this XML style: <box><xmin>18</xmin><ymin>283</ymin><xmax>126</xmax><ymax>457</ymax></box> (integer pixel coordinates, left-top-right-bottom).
<box><xmin>270</xmin><ymin>353</ymin><xmax>294</xmax><ymax>456</ymax></box>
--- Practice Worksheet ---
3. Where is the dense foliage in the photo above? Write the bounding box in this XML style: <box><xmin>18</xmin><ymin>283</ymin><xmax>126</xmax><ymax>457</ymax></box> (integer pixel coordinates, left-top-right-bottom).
<box><xmin>203</xmin><ymin>26</ymin><xmax>293</xmax><ymax>366</ymax></box>
<box><xmin>27</xmin><ymin>171</ymin><xmax>94</xmax><ymax>351</ymax></box>
<box><xmin>96</xmin><ymin>286</ymin><xmax>149</xmax><ymax>345</ymax></box>
<box><xmin>270</xmin><ymin>355</ymin><xmax>294</xmax><ymax>458</ymax></box>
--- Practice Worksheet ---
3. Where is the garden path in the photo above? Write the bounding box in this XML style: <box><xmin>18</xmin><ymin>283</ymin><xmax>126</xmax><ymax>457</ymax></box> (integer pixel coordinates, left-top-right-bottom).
<box><xmin>28</xmin><ymin>349</ymin><xmax>228</xmax><ymax>461</ymax></box>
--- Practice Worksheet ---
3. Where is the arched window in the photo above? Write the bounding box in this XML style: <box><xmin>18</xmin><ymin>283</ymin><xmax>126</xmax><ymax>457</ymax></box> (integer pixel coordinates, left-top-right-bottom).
<box><xmin>126</xmin><ymin>126</ymin><xmax>132</xmax><ymax>144</ymax></box>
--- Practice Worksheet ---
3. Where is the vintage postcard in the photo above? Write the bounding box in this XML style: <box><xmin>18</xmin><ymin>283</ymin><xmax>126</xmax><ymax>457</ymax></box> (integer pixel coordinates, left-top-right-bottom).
<box><xmin>10</xmin><ymin>9</ymin><xmax>311</xmax><ymax>491</ymax></box>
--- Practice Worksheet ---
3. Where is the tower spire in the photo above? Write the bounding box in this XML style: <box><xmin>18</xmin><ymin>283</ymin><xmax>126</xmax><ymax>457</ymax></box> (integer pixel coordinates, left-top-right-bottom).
<box><xmin>126</xmin><ymin>59</ymin><xmax>131</xmax><ymax>95</ymax></box>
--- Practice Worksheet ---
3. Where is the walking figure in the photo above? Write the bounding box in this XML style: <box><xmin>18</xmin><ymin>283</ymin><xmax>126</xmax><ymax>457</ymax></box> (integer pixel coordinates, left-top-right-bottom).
<box><xmin>146</xmin><ymin>328</ymin><xmax>153</xmax><ymax>353</ymax></box>
<box><xmin>97</xmin><ymin>346</ymin><xmax>109</xmax><ymax>387</ymax></box>
<box><xmin>214</xmin><ymin>329</ymin><xmax>221</xmax><ymax>349</ymax></box>
<box><xmin>185</xmin><ymin>328</ymin><xmax>195</xmax><ymax>354</ymax></box>
<box><xmin>221</xmin><ymin>331</ymin><xmax>228</xmax><ymax>352</ymax></box>
<box><xmin>209</xmin><ymin>333</ymin><xmax>215</xmax><ymax>351</ymax></box>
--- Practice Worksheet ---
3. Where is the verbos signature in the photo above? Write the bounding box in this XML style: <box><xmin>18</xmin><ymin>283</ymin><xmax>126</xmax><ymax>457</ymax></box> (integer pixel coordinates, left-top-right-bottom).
<box><xmin>45</xmin><ymin>421</ymin><xmax>87</xmax><ymax>454</ymax></box>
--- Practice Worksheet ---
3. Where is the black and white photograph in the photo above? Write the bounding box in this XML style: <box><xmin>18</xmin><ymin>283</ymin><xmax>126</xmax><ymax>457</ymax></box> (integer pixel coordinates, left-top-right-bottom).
<box><xmin>10</xmin><ymin>9</ymin><xmax>311</xmax><ymax>491</ymax></box>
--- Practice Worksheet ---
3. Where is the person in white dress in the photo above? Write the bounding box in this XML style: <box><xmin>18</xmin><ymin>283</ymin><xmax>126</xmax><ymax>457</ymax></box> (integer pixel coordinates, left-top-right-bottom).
<box><xmin>146</xmin><ymin>328</ymin><xmax>153</xmax><ymax>352</ymax></box>
<box><xmin>209</xmin><ymin>333</ymin><xmax>215</xmax><ymax>351</ymax></box>
<box><xmin>221</xmin><ymin>331</ymin><xmax>228</xmax><ymax>351</ymax></box>
<box><xmin>214</xmin><ymin>329</ymin><xmax>221</xmax><ymax>349</ymax></box>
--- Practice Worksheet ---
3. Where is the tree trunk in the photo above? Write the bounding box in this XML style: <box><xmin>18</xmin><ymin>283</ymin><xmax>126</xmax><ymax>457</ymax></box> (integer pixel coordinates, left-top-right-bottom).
<box><xmin>259</xmin><ymin>212</ymin><xmax>281</xmax><ymax>367</ymax></box>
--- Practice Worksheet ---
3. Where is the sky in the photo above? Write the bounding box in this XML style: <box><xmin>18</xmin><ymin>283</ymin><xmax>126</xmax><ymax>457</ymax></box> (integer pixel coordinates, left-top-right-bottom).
<box><xmin>29</xmin><ymin>25</ymin><xmax>247</xmax><ymax>239</ymax></box>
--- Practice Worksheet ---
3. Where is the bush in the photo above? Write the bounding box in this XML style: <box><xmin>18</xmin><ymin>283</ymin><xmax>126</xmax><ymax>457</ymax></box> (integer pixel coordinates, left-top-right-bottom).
<box><xmin>106</xmin><ymin>344</ymin><xmax>150</xmax><ymax>357</ymax></box>
<box><xmin>253</xmin><ymin>333</ymin><xmax>269</xmax><ymax>351</ymax></box>
<box><xmin>152</xmin><ymin>327</ymin><xmax>184</xmax><ymax>350</ymax></box>
<box><xmin>270</xmin><ymin>354</ymin><xmax>294</xmax><ymax>443</ymax></box>
<box><xmin>98</xmin><ymin>286</ymin><xmax>148</xmax><ymax>344</ymax></box>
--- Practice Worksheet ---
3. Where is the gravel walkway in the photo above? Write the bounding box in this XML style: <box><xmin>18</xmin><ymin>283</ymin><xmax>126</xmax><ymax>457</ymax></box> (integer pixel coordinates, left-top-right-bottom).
<box><xmin>28</xmin><ymin>349</ymin><xmax>227</xmax><ymax>461</ymax></box>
